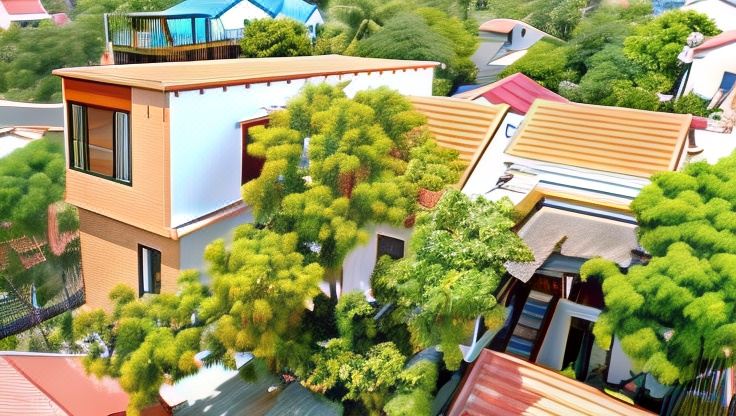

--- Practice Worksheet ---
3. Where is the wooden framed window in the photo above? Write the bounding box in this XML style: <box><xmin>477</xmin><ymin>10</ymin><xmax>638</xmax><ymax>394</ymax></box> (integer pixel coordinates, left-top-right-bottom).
<box><xmin>376</xmin><ymin>235</ymin><xmax>405</xmax><ymax>261</ymax></box>
<box><xmin>241</xmin><ymin>116</ymin><xmax>269</xmax><ymax>185</ymax></box>
<box><xmin>138</xmin><ymin>245</ymin><xmax>161</xmax><ymax>296</ymax></box>
<box><xmin>68</xmin><ymin>103</ymin><xmax>131</xmax><ymax>185</ymax></box>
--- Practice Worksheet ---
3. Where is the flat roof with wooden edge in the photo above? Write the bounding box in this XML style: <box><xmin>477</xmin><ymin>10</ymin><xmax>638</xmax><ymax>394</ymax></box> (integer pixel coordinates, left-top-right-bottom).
<box><xmin>52</xmin><ymin>55</ymin><xmax>440</xmax><ymax>92</ymax></box>
<box><xmin>506</xmin><ymin>100</ymin><xmax>692</xmax><ymax>178</ymax></box>
<box><xmin>448</xmin><ymin>349</ymin><xmax>654</xmax><ymax>416</ymax></box>
<box><xmin>407</xmin><ymin>96</ymin><xmax>509</xmax><ymax>188</ymax></box>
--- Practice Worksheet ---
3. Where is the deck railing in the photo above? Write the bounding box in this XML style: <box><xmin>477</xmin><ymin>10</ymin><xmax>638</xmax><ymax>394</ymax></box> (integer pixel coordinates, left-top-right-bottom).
<box><xmin>105</xmin><ymin>13</ymin><xmax>243</xmax><ymax>64</ymax></box>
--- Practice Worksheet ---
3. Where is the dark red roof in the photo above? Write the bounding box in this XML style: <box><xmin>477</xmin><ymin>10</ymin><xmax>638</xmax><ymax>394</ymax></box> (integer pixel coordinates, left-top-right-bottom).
<box><xmin>694</xmin><ymin>30</ymin><xmax>736</xmax><ymax>54</ymax></box>
<box><xmin>691</xmin><ymin>115</ymin><xmax>709</xmax><ymax>130</ymax></box>
<box><xmin>454</xmin><ymin>73</ymin><xmax>568</xmax><ymax>114</ymax></box>
<box><xmin>1</xmin><ymin>0</ymin><xmax>47</xmax><ymax>15</ymax></box>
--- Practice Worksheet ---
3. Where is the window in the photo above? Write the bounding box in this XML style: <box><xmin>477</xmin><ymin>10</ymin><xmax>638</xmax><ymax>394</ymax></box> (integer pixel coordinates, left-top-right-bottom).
<box><xmin>376</xmin><ymin>235</ymin><xmax>405</xmax><ymax>261</ymax></box>
<box><xmin>69</xmin><ymin>103</ymin><xmax>131</xmax><ymax>184</ymax></box>
<box><xmin>138</xmin><ymin>245</ymin><xmax>161</xmax><ymax>296</ymax></box>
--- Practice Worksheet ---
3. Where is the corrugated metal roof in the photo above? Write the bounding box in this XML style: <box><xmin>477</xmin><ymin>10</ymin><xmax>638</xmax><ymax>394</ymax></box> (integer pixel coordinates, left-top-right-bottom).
<box><xmin>449</xmin><ymin>349</ymin><xmax>654</xmax><ymax>416</ymax></box>
<box><xmin>408</xmin><ymin>96</ymin><xmax>509</xmax><ymax>187</ymax></box>
<box><xmin>0</xmin><ymin>354</ymin><xmax>132</xmax><ymax>416</ymax></box>
<box><xmin>162</xmin><ymin>0</ymin><xmax>240</xmax><ymax>17</ymax></box>
<box><xmin>277</xmin><ymin>0</ymin><xmax>318</xmax><ymax>23</ymax></box>
<box><xmin>53</xmin><ymin>55</ymin><xmax>439</xmax><ymax>92</ymax></box>
<box><xmin>0</xmin><ymin>357</ymin><xmax>66</xmax><ymax>416</ymax></box>
<box><xmin>454</xmin><ymin>73</ymin><xmax>568</xmax><ymax>114</ymax></box>
<box><xmin>506</xmin><ymin>100</ymin><xmax>691</xmax><ymax>177</ymax></box>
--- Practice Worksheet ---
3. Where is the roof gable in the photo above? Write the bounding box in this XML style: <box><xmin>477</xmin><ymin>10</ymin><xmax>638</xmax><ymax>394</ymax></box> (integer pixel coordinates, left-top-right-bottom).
<box><xmin>454</xmin><ymin>73</ymin><xmax>568</xmax><ymax>114</ymax></box>
<box><xmin>408</xmin><ymin>96</ymin><xmax>509</xmax><ymax>187</ymax></box>
<box><xmin>506</xmin><ymin>100</ymin><xmax>691</xmax><ymax>177</ymax></box>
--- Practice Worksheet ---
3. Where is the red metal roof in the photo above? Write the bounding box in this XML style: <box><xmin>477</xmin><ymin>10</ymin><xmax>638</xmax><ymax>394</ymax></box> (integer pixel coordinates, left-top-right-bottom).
<box><xmin>0</xmin><ymin>354</ymin><xmax>166</xmax><ymax>416</ymax></box>
<box><xmin>694</xmin><ymin>30</ymin><xmax>736</xmax><ymax>54</ymax></box>
<box><xmin>0</xmin><ymin>0</ymin><xmax>47</xmax><ymax>15</ymax></box>
<box><xmin>454</xmin><ymin>73</ymin><xmax>569</xmax><ymax>114</ymax></box>
<box><xmin>448</xmin><ymin>350</ymin><xmax>654</xmax><ymax>416</ymax></box>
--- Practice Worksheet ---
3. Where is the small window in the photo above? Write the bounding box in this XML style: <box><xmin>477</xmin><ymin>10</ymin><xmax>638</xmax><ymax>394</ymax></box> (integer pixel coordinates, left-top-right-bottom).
<box><xmin>138</xmin><ymin>245</ymin><xmax>161</xmax><ymax>296</ymax></box>
<box><xmin>377</xmin><ymin>235</ymin><xmax>405</xmax><ymax>261</ymax></box>
<box><xmin>69</xmin><ymin>103</ymin><xmax>131</xmax><ymax>184</ymax></box>
<box><xmin>521</xmin><ymin>28</ymin><xmax>527</xmax><ymax>37</ymax></box>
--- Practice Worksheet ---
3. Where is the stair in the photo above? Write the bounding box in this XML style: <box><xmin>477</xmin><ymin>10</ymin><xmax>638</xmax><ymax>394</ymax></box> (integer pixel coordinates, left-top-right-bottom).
<box><xmin>505</xmin><ymin>290</ymin><xmax>554</xmax><ymax>360</ymax></box>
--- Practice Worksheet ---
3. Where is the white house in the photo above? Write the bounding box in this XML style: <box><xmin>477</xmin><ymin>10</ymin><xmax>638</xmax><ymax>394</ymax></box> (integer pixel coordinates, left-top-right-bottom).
<box><xmin>52</xmin><ymin>55</ymin><xmax>437</xmax><ymax>309</ymax></box>
<box><xmin>680</xmin><ymin>31</ymin><xmax>736</xmax><ymax>112</ymax></box>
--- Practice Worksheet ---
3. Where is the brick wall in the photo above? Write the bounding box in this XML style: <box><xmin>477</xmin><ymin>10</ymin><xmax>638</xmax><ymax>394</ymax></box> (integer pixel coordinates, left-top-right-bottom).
<box><xmin>78</xmin><ymin>208</ymin><xmax>180</xmax><ymax>310</ymax></box>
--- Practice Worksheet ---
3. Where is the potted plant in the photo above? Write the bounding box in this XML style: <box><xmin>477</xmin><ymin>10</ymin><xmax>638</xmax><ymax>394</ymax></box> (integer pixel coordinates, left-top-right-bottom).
<box><xmin>406</xmin><ymin>139</ymin><xmax>463</xmax><ymax>209</ymax></box>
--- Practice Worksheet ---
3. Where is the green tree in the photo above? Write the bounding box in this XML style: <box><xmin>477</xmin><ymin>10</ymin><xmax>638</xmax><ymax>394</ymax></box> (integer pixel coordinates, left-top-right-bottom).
<box><xmin>240</xmin><ymin>19</ymin><xmax>313</xmax><ymax>58</ymax></box>
<box><xmin>200</xmin><ymin>224</ymin><xmax>324</xmax><ymax>376</ymax></box>
<box><xmin>498</xmin><ymin>39</ymin><xmax>575</xmax><ymax>92</ymax></box>
<box><xmin>582</xmin><ymin>153</ymin><xmax>736</xmax><ymax>385</ymax></box>
<box><xmin>527</xmin><ymin>0</ymin><xmax>586</xmax><ymax>40</ymax></box>
<box><xmin>374</xmin><ymin>190</ymin><xmax>532</xmax><ymax>369</ymax></box>
<box><xmin>623</xmin><ymin>10</ymin><xmax>720</xmax><ymax>79</ymax></box>
<box><xmin>242</xmin><ymin>84</ymin><xmax>450</xmax><ymax>293</ymax></box>
<box><xmin>384</xmin><ymin>359</ymin><xmax>439</xmax><ymax>416</ymax></box>
<box><xmin>327</xmin><ymin>0</ymin><xmax>408</xmax><ymax>47</ymax></box>
<box><xmin>73</xmin><ymin>272</ymin><xmax>207</xmax><ymax>414</ymax></box>
<box><xmin>672</xmin><ymin>92</ymin><xmax>711</xmax><ymax>117</ymax></box>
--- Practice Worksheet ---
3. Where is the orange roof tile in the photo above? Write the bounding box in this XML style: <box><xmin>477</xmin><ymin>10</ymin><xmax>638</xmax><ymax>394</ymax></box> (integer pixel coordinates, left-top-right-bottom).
<box><xmin>53</xmin><ymin>55</ymin><xmax>439</xmax><ymax>92</ymax></box>
<box><xmin>506</xmin><ymin>100</ymin><xmax>691</xmax><ymax>177</ymax></box>
<box><xmin>448</xmin><ymin>350</ymin><xmax>654</xmax><ymax>416</ymax></box>
<box><xmin>408</xmin><ymin>96</ymin><xmax>509</xmax><ymax>187</ymax></box>
<box><xmin>479</xmin><ymin>18</ymin><xmax>520</xmax><ymax>33</ymax></box>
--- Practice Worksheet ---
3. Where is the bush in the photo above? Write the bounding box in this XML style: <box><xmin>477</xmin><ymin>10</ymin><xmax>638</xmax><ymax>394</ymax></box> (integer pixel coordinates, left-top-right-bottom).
<box><xmin>240</xmin><ymin>19</ymin><xmax>312</xmax><ymax>58</ymax></box>
<box><xmin>673</xmin><ymin>93</ymin><xmax>710</xmax><ymax>117</ymax></box>
<box><xmin>405</xmin><ymin>135</ymin><xmax>463</xmax><ymax>191</ymax></box>
<box><xmin>499</xmin><ymin>40</ymin><xmax>577</xmax><ymax>92</ymax></box>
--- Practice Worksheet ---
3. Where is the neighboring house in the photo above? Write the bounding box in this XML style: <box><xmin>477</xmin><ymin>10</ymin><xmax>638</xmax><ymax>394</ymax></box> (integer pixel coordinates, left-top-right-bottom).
<box><xmin>677</xmin><ymin>31</ymin><xmax>736</xmax><ymax>111</ymax></box>
<box><xmin>682</xmin><ymin>0</ymin><xmax>736</xmax><ymax>31</ymax></box>
<box><xmin>453</xmin><ymin>72</ymin><xmax>568</xmax><ymax>115</ymax></box>
<box><xmin>52</xmin><ymin>55</ymin><xmax>437</xmax><ymax>310</ymax></box>
<box><xmin>469</xmin><ymin>19</ymin><xmax>561</xmax><ymax>85</ymax></box>
<box><xmin>341</xmin><ymin>96</ymin><xmax>510</xmax><ymax>296</ymax></box>
<box><xmin>0</xmin><ymin>0</ymin><xmax>50</xmax><ymax>29</ymax></box>
<box><xmin>0</xmin><ymin>127</ymin><xmax>47</xmax><ymax>158</ymax></box>
<box><xmin>453</xmin><ymin>99</ymin><xmax>693</xmax><ymax>408</ymax></box>
<box><xmin>0</xmin><ymin>352</ymin><xmax>167</xmax><ymax>416</ymax></box>
<box><xmin>447</xmin><ymin>349</ymin><xmax>654</xmax><ymax>415</ymax></box>
<box><xmin>105</xmin><ymin>0</ymin><xmax>324</xmax><ymax>64</ymax></box>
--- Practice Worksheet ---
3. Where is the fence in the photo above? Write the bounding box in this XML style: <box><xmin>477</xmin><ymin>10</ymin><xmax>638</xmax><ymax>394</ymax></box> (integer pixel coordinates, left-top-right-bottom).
<box><xmin>0</xmin><ymin>268</ymin><xmax>85</xmax><ymax>339</ymax></box>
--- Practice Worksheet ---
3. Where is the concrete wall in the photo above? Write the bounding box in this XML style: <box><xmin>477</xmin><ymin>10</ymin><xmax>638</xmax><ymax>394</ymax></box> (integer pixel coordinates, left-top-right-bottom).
<box><xmin>342</xmin><ymin>223</ymin><xmax>413</xmax><ymax>296</ymax></box>
<box><xmin>78</xmin><ymin>208</ymin><xmax>179</xmax><ymax>310</ymax></box>
<box><xmin>167</xmin><ymin>68</ymin><xmax>434</xmax><ymax>227</ymax></box>
<box><xmin>686</xmin><ymin>45</ymin><xmax>736</xmax><ymax>99</ymax></box>
<box><xmin>178</xmin><ymin>208</ymin><xmax>254</xmax><ymax>284</ymax></box>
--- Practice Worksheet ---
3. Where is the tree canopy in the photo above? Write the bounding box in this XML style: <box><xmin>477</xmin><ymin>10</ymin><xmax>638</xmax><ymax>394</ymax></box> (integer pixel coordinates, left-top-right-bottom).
<box><xmin>240</xmin><ymin>19</ymin><xmax>313</xmax><ymax>58</ymax></box>
<box><xmin>582</xmin><ymin>153</ymin><xmax>736</xmax><ymax>385</ymax></box>
<box><xmin>373</xmin><ymin>190</ymin><xmax>532</xmax><ymax>369</ymax></box>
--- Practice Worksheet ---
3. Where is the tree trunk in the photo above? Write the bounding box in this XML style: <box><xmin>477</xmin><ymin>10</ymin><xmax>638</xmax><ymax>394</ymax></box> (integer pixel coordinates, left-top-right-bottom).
<box><xmin>324</xmin><ymin>267</ymin><xmax>341</xmax><ymax>299</ymax></box>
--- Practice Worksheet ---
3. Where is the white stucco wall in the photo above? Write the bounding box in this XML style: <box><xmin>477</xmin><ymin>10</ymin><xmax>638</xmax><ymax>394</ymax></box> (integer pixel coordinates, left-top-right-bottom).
<box><xmin>685</xmin><ymin>45</ymin><xmax>736</xmax><ymax>98</ymax></box>
<box><xmin>683</xmin><ymin>1</ymin><xmax>736</xmax><ymax>31</ymax></box>
<box><xmin>219</xmin><ymin>1</ymin><xmax>269</xmax><ymax>30</ymax></box>
<box><xmin>168</xmin><ymin>68</ymin><xmax>434</xmax><ymax>228</ymax></box>
<box><xmin>509</xmin><ymin>25</ymin><xmax>545</xmax><ymax>51</ymax></box>
<box><xmin>178</xmin><ymin>208</ymin><xmax>254</xmax><ymax>283</ymax></box>
<box><xmin>341</xmin><ymin>224</ymin><xmax>413</xmax><ymax>296</ymax></box>
<box><xmin>304</xmin><ymin>9</ymin><xmax>324</xmax><ymax>27</ymax></box>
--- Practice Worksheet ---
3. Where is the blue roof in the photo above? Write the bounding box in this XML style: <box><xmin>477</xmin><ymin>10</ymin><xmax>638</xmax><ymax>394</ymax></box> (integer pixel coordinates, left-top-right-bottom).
<box><xmin>163</xmin><ymin>0</ymin><xmax>241</xmax><ymax>18</ymax></box>
<box><xmin>250</xmin><ymin>0</ymin><xmax>318</xmax><ymax>23</ymax></box>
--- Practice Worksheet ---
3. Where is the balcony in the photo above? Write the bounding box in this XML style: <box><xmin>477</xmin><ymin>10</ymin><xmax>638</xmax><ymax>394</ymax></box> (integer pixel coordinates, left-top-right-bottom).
<box><xmin>105</xmin><ymin>13</ymin><xmax>242</xmax><ymax>64</ymax></box>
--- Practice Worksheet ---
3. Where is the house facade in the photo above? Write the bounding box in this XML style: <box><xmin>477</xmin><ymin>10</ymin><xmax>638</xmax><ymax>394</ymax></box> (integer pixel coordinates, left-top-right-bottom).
<box><xmin>682</xmin><ymin>0</ymin><xmax>736</xmax><ymax>31</ymax></box>
<box><xmin>53</xmin><ymin>55</ymin><xmax>437</xmax><ymax>309</ymax></box>
<box><xmin>105</xmin><ymin>0</ymin><xmax>324</xmax><ymax>64</ymax></box>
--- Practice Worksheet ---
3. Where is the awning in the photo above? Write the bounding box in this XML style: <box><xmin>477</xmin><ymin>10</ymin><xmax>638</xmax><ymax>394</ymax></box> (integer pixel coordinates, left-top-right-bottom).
<box><xmin>505</xmin><ymin>207</ymin><xmax>639</xmax><ymax>282</ymax></box>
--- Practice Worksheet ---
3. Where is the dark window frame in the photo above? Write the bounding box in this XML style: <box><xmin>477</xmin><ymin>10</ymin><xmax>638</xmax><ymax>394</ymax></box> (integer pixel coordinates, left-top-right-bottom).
<box><xmin>376</xmin><ymin>234</ymin><xmax>405</xmax><ymax>261</ymax></box>
<box><xmin>137</xmin><ymin>244</ymin><xmax>162</xmax><ymax>297</ymax></box>
<box><xmin>67</xmin><ymin>101</ymin><xmax>132</xmax><ymax>186</ymax></box>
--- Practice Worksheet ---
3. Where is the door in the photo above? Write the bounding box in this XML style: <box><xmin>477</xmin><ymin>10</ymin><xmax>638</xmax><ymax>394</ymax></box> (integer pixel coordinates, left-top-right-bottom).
<box><xmin>241</xmin><ymin>116</ymin><xmax>269</xmax><ymax>185</ymax></box>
